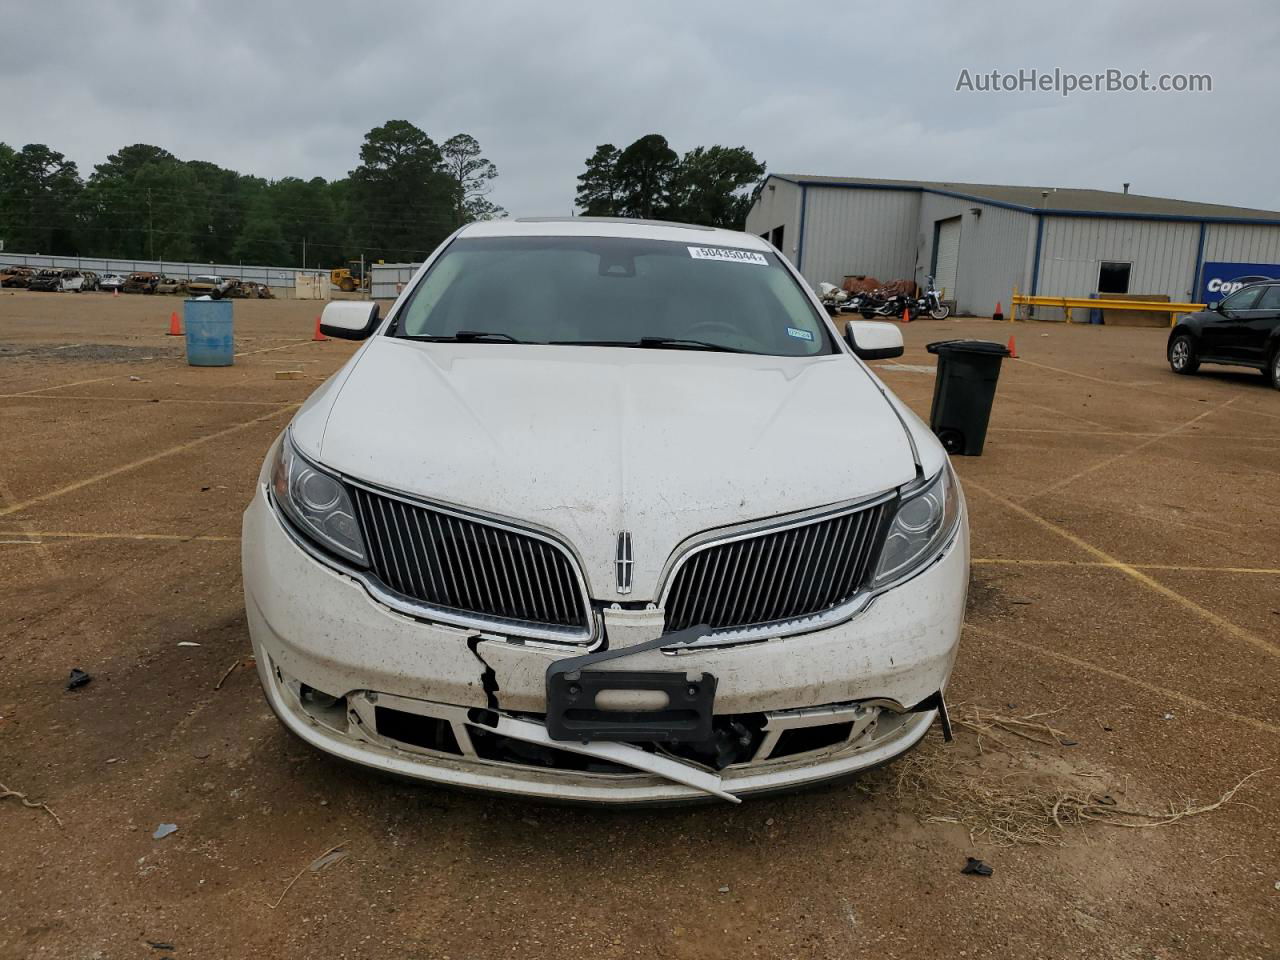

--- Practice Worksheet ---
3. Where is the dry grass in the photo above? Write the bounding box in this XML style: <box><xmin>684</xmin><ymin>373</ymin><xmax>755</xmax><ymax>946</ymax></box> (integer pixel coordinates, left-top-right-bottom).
<box><xmin>868</xmin><ymin>704</ymin><xmax>1265</xmax><ymax>846</ymax></box>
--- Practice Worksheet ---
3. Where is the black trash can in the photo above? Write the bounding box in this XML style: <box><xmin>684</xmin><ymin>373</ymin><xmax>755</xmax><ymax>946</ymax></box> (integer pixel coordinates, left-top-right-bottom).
<box><xmin>925</xmin><ymin>340</ymin><xmax>1011</xmax><ymax>456</ymax></box>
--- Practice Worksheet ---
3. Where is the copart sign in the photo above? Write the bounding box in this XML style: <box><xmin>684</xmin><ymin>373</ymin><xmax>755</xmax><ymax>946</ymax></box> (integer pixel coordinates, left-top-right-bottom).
<box><xmin>1200</xmin><ymin>262</ymin><xmax>1280</xmax><ymax>303</ymax></box>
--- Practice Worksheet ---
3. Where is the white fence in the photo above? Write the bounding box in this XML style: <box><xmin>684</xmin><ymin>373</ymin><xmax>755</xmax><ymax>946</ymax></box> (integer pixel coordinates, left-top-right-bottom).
<box><xmin>0</xmin><ymin>251</ymin><xmax>318</xmax><ymax>297</ymax></box>
<box><xmin>370</xmin><ymin>263</ymin><xmax>420</xmax><ymax>300</ymax></box>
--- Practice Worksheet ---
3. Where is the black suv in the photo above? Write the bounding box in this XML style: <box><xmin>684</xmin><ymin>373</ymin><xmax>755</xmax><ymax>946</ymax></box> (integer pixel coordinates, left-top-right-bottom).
<box><xmin>1168</xmin><ymin>281</ymin><xmax>1280</xmax><ymax>389</ymax></box>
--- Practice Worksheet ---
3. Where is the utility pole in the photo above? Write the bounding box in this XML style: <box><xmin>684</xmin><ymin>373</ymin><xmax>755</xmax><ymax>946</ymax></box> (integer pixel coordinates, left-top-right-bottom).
<box><xmin>147</xmin><ymin>188</ymin><xmax>154</xmax><ymax>261</ymax></box>
<box><xmin>302</xmin><ymin>236</ymin><xmax>306</xmax><ymax>269</ymax></box>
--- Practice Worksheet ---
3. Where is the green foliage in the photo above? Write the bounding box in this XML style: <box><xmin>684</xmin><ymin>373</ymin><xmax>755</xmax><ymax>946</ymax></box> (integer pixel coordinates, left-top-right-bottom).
<box><xmin>574</xmin><ymin>136</ymin><xmax>766</xmax><ymax>230</ymax></box>
<box><xmin>615</xmin><ymin>134</ymin><xmax>679</xmax><ymax>220</ymax></box>
<box><xmin>0</xmin><ymin>144</ymin><xmax>82</xmax><ymax>254</ymax></box>
<box><xmin>442</xmin><ymin>134</ymin><xmax>505</xmax><ymax>226</ymax></box>
<box><xmin>575</xmin><ymin>144</ymin><xmax>622</xmax><ymax>217</ymax></box>
<box><xmin>0</xmin><ymin>123</ymin><xmax>505</xmax><ymax>266</ymax></box>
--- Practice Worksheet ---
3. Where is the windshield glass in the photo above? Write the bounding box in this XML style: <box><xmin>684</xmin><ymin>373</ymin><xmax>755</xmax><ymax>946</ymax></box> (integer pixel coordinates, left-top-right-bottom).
<box><xmin>392</xmin><ymin>235</ymin><xmax>832</xmax><ymax>356</ymax></box>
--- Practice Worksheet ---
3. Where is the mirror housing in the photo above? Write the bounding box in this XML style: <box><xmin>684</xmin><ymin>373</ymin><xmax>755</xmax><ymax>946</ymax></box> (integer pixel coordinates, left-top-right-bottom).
<box><xmin>844</xmin><ymin>321</ymin><xmax>904</xmax><ymax>360</ymax></box>
<box><xmin>1208</xmin><ymin>301</ymin><xmax>1220</xmax><ymax>312</ymax></box>
<box><xmin>320</xmin><ymin>301</ymin><xmax>381</xmax><ymax>340</ymax></box>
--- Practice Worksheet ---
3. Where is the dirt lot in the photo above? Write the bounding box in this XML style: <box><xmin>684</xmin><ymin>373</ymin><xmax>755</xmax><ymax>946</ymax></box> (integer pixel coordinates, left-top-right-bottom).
<box><xmin>1</xmin><ymin>289</ymin><xmax>1277</xmax><ymax>959</ymax></box>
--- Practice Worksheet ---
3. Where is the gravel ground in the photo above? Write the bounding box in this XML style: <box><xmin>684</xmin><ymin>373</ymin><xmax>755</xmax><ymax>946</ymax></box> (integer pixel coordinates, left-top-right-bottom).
<box><xmin>1</xmin><ymin>289</ymin><xmax>1277</xmax><ymax>959</ymax></box>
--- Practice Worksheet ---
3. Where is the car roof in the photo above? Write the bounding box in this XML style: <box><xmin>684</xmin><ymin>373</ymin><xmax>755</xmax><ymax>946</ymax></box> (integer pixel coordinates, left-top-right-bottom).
<box><xmin>457</xmin><ymin>217</ymin><xmax>772</xmax><ymax>250</ymax></box>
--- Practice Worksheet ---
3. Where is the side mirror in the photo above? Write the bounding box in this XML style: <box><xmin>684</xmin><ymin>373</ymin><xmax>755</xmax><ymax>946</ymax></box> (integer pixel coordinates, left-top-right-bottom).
<box><xmin>844</xmin><ymin>321</ymin><xmax>904</xmax><ymax>360</ymax></box>
<box><xmin>1207</xmin><ymin>301</ymin><xmax>1220</xmax><ymax>312</ymax></box>
<box><xmin>320</xmin><ymin>301</ymin><xmax>381</xmax><ymax>340</ymax></box>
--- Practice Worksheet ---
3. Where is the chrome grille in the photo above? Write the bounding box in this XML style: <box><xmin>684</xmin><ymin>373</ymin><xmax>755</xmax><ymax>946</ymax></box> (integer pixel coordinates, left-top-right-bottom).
<box><xmin>351</xmin><ymin>487</ymin><xmax>588</xmax><ymax>632</ymax></box>
<box><xmin>663</xmin><ymin>501</ymin><xmax>890</xmax><ymax>632</ymax></box>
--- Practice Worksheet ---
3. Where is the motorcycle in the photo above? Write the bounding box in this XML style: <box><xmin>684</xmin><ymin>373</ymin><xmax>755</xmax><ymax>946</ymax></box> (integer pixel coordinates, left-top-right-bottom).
<box><xmin>846</xmin><ymin>290</ymin><xmax>909</xmax><ymax>320</ymax></box>
<box><xmin>913</xmin><ymin>275</ymin><xmax>951</xmax><ymax>320</ymax></box>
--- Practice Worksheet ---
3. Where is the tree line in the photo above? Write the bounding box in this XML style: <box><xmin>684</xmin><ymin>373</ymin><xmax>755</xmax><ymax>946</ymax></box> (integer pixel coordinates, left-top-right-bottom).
<box><xmin>575</xmin><ymin>134</ymin><xmax>764</xmax><ymax>228</ymax></box>
<box><xmin>0</xmin><ymin>121</ymin><xmax>502</xmax><ymax>267</ymax></box>
<box><xmin>0</xmin><ymin>124</ymin><xmax>766</xmax><ymax>268</ymax></box>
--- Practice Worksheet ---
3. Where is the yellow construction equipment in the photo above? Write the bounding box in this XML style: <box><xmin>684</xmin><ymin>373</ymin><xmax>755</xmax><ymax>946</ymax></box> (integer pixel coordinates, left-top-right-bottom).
<box><xmin>330</xmin><ymin>261</ymin><xmax>369</xmax><ymax>293</ymax></box>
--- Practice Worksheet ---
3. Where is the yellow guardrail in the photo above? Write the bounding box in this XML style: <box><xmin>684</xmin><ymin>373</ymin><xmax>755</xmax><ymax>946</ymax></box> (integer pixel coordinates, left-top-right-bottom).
<box><xmin>1009</xmin><ymin>286</ymin><xmax>1204</xmax><ymax>326</ymax></box>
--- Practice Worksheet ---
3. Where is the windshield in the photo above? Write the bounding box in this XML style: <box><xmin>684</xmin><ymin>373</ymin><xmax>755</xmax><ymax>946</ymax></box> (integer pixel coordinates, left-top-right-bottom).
<box><xmin>392</xmin><ymin>235</ymin><xmax>833</xmax><ymax>356</ymax></box>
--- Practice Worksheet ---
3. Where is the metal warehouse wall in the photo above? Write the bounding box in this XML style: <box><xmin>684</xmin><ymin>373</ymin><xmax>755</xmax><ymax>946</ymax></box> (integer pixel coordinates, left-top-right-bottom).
<box><xmin>1202</xmin><ymin>223</ymin><xmax>1280</xmax><ymax>264</ymax></box>
<box><xmin>1036</xmin><ymin>218</ymin><xmax>1200</xmax><ymax>301</ymax></box>
<box><xmin>915</xmin><ymin>194</ymin><xmax>1033</xmax><ymax>315</ymax></box>
<box><xmin>745</xmin><ymin>178</ymin><xmax>802</xmax><ymax>263</ymax></box>
<box><xmin>798</xmin><ymin>187</ymin><xmax>918</xmax><ymax>288</ymax></box>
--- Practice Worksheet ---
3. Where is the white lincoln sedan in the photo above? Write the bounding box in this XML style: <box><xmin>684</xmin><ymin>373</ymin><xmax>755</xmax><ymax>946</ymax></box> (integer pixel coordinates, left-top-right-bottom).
<box><xmin>242</xmin><ymin>218</ymin><xmax>967</xmax><ymax>804</ymax></box>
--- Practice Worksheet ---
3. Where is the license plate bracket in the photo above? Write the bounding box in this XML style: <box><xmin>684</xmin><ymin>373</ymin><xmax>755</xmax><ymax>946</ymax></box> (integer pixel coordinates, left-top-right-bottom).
<box><xmin>545</xmin><ymin>670</ymin><xmax>716</xmax><ymax>743</ymax></box>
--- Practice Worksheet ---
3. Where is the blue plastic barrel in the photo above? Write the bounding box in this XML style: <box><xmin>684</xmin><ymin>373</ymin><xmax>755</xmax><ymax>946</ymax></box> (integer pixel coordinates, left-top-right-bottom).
<box><xmin>183</xmin><ymin>298</ymin><xmax>234</xmax><ymax>366</ymax></box>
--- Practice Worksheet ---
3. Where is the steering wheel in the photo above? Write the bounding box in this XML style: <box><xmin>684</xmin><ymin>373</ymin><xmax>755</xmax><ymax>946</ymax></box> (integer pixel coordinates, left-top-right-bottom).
<box><xmin>683</xmin><ymin>320</ymin><xmax>741</xmax><ymax>341</ymax></box>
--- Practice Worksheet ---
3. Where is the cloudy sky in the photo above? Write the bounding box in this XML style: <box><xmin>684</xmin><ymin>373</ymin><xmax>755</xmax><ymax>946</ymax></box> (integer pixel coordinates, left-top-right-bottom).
<box><xmin>4</xmin><ymin>0</ymin><xmax>1278</xmax><ymax>216</ymax></box>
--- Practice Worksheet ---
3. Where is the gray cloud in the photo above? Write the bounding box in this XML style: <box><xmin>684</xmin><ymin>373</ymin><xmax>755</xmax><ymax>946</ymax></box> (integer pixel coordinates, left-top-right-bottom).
<box><xmin>3</xmin><ymin>0</ymin><xmax>1278</xmax><ymax>216</ymax></box>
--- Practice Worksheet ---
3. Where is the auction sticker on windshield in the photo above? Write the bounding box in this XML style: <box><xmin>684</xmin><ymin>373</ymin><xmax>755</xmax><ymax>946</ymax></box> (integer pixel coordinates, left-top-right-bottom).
<box><xmin>688</xmin><ymin>246</ymin><xmax>768</xmax><ymax>266</ymax></box>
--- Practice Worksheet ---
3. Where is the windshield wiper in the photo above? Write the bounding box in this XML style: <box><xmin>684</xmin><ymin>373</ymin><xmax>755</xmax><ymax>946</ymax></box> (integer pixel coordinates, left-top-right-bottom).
<box><xmin>402</xmin><ymin>331</ymin><xmax>523</xmax><ymax>343</ymax></box>
<box><xmin>553</xmin><ymin>337</ymin><xmax>748</xmax><ymax>353</ymax></box>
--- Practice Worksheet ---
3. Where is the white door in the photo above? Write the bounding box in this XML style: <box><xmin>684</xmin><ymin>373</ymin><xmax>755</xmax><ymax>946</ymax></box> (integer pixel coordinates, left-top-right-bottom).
<box><xmin>933</xmin><ymin>217</ymin><xmax>962</xmax><ymax>301</ymax></box>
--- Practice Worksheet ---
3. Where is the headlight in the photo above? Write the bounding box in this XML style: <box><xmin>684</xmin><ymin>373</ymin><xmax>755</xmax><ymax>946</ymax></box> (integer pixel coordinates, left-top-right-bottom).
<box><xmin>270</xmin><ymin>433</ymin><xmax>368</xmax><ymax>565</ymax></box>
<box><xmin>873</xmin><ymin>464</ymin><xmax>960</xmax><ymax>586</ymax></box>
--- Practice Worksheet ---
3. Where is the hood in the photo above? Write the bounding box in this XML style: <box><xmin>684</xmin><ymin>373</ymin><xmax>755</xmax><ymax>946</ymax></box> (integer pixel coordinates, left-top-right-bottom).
<box><xmin>293</xmin><ymin>338</ymin><xmax>917</xmax><ymax>599</ymax></box>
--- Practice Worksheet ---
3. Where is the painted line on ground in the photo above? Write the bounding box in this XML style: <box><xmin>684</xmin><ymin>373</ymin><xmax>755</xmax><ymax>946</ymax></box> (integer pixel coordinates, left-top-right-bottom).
<box><xmin>973</xmin><ymin>557</ymin><xmax>1280</xmax><ymax>575</ymax></box>
<box><xmin>967</xmin><ymin>624</ymin><xmax>1279</xmax><ymax>737</ymax></box>
<box><xmin>8</xmin><ymin>376</ymin><xmax>119</xmax><ymax>396</ymax></box>
<box><xmin>988</xmin><ymin>426</ymin><xmax>1280</xmax><ymax>442</ymax></box>
<box><xmin>966</xmin><ymin>479</ymin><xmax>1279</xmax><ymax>659</ymax></box>
<box><xmin>0</xmin><ymin>530</ymin><xmax>238</xmax><ymax>543</ymax></box>
<box><xmin>1014</xmin><ymin>356</ymin><xmax>1280</xmax><ymax>423</ymax></box>
<box><xmin>0</xmin><ymin>404</ymin><xmax>298</xmax><ymax>520</ymax></box>
<box><xmin>0</xmin><ymin>393</ymin><xmax>296</xmax><ymax>406</ymax></box>
<box><xmin>234</xmin><ymin>339</ymin><xmax>312</xmax><ymax>358</ymax></box>
<box><xmin>1021</xmin><ymin>398</ymin><xmax>1235</xmax><ymax>503</ymax></box>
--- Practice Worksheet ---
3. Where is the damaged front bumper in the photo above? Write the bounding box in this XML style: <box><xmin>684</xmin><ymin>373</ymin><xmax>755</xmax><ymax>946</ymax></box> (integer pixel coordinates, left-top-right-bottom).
<box><xmin>243</xmin><ymin>485</ymin><xmax>966</xmax><ymax>804</ymax></box>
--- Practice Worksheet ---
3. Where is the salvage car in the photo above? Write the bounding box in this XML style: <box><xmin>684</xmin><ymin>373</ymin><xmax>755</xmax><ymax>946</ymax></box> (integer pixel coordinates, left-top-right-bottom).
<box><xmin>59</xmin><ymin>269</ymin><xmax>97</xmax><ymax>292</ymax></box>
<box><xmin>155</xmin><ymin>276</ymin><xmax>187</xmax><ymax>295</ymax></box>
<box><xmin>122</xmin><ymin>272</ymin><xmax>159</xmax><ymax>294</ymax></box>
<box><xmin>242</xmin><ymin>218</ymin><xmax>968</xmax><ymax>804</ymax></box>
<box><xmin>1169</xmin><ymin>281</ymin><xmax>1280</xmax><ymax>389</ymax></box>
<box><xmin>187</xmin><ymin>274</ymin><xmax>232</xmax><ymax>298</ymax></box>
<box><xmin>27</xmin><ymin>269</ymin><xmax>64</xmax><ymax>292</ymax></box>
<box><xmin>98</xmin><ymin>273</ymin><xmax>126</xmax><ymax>292</ymax></box>
<box><xmin>0</xmin><ymin>265</ymin><xmax>37</xmax><ymax>288</ymax></box>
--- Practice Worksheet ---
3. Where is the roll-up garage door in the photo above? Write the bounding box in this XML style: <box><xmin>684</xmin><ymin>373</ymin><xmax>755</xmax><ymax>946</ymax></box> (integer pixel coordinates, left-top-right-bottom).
<box><xmin>933</xmin><ymin>217</ymin><xmax>962</xmax><ymax>300</ymax></box>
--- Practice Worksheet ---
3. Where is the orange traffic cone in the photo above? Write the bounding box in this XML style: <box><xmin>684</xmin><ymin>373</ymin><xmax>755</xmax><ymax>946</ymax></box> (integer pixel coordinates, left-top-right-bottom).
<box><xmin>167</xmin><ymin>311</ymin><xmax>182</xmax><ymax>336</ymax></box>
<box><xmin>901</xmin><ymin>305</ymin><xmax>910</xmax><ymax>324</ymax></box>
<box><xmin>993</xmin><ymin>301</ymin><xmax>1004</xmax><ymax>322</ymax></box>
<box><xmin>113</xmin><ymin>287</ymin><xmax>119</xmax><ymax>298</ymax></box>
<box><xmin>1006</xmin><ymin>335</ymin><xmax>1018</xmax><ymax>358</ymax></box>
<box><xmin>311</xmin><ymin>315</ymin><xmax>327</xmax><ymax>342</ymax></box>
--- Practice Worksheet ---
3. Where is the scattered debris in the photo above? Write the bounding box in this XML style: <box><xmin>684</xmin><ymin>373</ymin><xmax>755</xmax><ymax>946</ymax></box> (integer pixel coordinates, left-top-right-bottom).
<box><xmin>873</xmin><ymin>704</ymin><xmax>1266</xmax><ymax>846</ymax></box>
<box><xmin>66</xmin><ymin>668</ymin><xmax>92</xmax><ymax>691</ymax></box>
<box><xmin>961</xmin><ymin>857</ymin><xmax>994</xmax><ymax>876</ymax></box>
<box><xmin>128</xmin><ymin>375</ymin><xmax>142</xmax><ymax>381</ymax></box>
<box><xmin>267</xmin><ymin>840</ymin><xmax>348</xmax><ymax>909</ymax></box>
<box><xmin>153</xmin><ymin>823</ymin><xmax>178</xmax><ymax>840</ymax></box>
<box><xmin>717</xmin><ymin>885</ymin><xmax>730</xmax><ymax>893</ymax></box>
<box><xmin>1164</xmin><ymin>713</ymin><xmax>1175</xmax><ymax>721</ymax></box>
<box><xmin>0</xmin><ymin>781</ymin><xmax>63</xmax><ymax>826</ymax></box>
<box><xmin>275</xmin><ymin>370</ymin><xmax>303</xmax><ymax>380</ymax></box>
<box><xmin>146</xmin><ymin>941</ymin><xmax>175</xmax><ymax>951</ymax></box>
<box><xmin>309</xmin><ymin>848</ymin><xmax>350</xmax><ymax>872</ymax></box>
<box><xmin>177</xmin><ymin>641</ymin><xmax>201</xmax><ymax>647</ymax></box>
<box><xmin>215</xmin><ymin>659</ymin><xmax>242</xmax><ymax>690</ymax></box>
<box><xmin>1010</xmin><ymin>597</ymin><xmax>1035</xmax><ymax>605</ymax></box>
